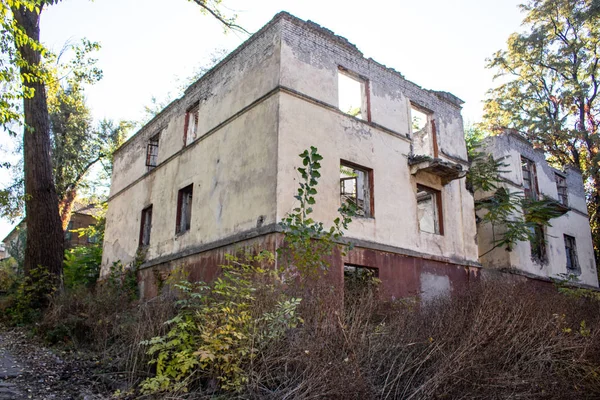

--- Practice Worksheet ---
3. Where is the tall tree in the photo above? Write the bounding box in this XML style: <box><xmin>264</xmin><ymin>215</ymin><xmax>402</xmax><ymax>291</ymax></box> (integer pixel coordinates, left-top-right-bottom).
<box><xmin>483</xmin><ymin>0</ymin><xmax>600</xmax><ymax>257</ymax></box>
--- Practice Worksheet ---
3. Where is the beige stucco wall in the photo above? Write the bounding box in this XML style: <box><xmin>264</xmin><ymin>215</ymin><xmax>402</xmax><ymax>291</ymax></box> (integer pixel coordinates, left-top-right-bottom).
<box><xmin>476</xmin><ymin>134</ymin><xmax>598</xmax><ymax>287</ymax></box>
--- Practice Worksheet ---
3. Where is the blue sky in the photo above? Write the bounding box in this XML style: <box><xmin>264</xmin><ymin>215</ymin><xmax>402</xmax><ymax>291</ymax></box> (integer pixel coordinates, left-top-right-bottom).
<box><xmin>0</xmin><ymin>0</ymin><xmax>524</xmax><ymax>239</ymax></box>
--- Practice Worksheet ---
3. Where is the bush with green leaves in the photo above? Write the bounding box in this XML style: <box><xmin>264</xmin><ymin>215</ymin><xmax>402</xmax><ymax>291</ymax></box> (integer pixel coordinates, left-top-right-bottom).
<box><xmin>140</xmin><ymin>251</ymin><xmax>302</xmax><ymax>394</ymax></box>
<box><xmin>7</xmin><ymin>265</ymin><xmax>57</xmax><ymax>324</ymax></box>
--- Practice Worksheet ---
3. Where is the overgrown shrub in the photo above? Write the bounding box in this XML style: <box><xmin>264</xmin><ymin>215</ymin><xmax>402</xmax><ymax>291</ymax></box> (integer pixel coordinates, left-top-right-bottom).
<box><xmin>140</xmin><ymin>251</ymin><xmax>302</xmax><ymax>395</ymax></box>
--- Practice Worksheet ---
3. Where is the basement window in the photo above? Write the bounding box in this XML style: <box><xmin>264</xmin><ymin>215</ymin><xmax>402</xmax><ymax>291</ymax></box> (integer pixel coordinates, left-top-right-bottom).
<box><xmin>564</xmin><ymin>235</ymin><xmax>580</xmax><ymax>275</ymax></box>
<box><xmin>411</xmin><ymin>105</ymin><xmax>435</xmax><ymax>157</ymax></box>
<box><xmin>344</xmin><ymin>264</ymin><xmax>379</xmax><ymax>291</ymax></box>
<box><xmin>338</xmin><ymin>68</ymin><xmax>369</xmax><ymax>120</ymax></box>
<box><xmin>176</xmin><ymin>184</ymin><xmax>193</xmax><ymax>234</ymax></box>
<box><xmin>530</xmin><ymin>224</ymin><xmax>547</xmax><ymax>263</ymax></box>
<box><xmin>555</xmin><ymin>173</ymin><xmax>568</xmax><ymax>206</ymax></box>
<box><xmin>184</xmin><ymin>102</ymin><xmax>200</xmax><ymax>146</ymax></box>
<box><xmin>417</xmin><ymin>185</ymin><xmax>443</xmax><ymax>235</ymax></box>
<box><xmin>521</xmin><ymin>156</ymin><xmax>538</xmax><ymax>200</ymax></box>
<box><xmin>139</xmin><ymin>205</ymin><xmax>153</xmax><ymax>247</ymax></box>
<box><xmin>146</xmin><ymin>133</ymin><xmax>160</xmax><ymax>171</ymax></box>
<box><xmin>340</xmin><ymin>161</ymin><xmax>373</xmax><ymax>217</ymax></box>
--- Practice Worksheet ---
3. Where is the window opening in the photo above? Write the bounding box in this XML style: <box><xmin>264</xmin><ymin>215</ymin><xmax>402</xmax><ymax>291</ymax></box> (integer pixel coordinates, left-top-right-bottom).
<box><xmin>344</xmin><ymin>264</ymin><xmax>379</xmax><ymax>294</ymax></box>
<box><xmin>176</xmin><ymin>184</ymin><xmax>193</xmax><ymax>234</ymax></box>
<box><xmin>146</xmin><ymin>133</ymin><xmax>160</xmax><ymax>171</ymax></box>
<box><xmin>555</xmin><ymin>173</ymin><xmax>568</xmax><ymax>206</ymax></box>
<box><xmin>564</xmin><ymin>235</ymin><xmax>580</xmax><ymax>274</ymax></box>
<box><xmin>340</xmin><ymin>162</ymin><xmax>373</xmax><ymax>217</ymax></box>
<box><xmin>411</xmin><ymin>105</ymin><xmax>434</xmax><ymax>157</ymax></box>
<box><xmin>65</xmin><ymin>221</ymin><xmax>73</xmax><ymax>241</ymax></box>
<box><xmin>139</xmin><ymin>205</ymin><xmax>153</xmax><ymax>247</ymax></box>
<box><xmin>417</xmin><ymin>185</ymin><xmax>443</xmax><ymax>235</ymax></box>
<box><xmin>529</xmin><ymin>224</ymin><xmax>547</xmax><ymax>263</ymax></box>
<box><xmin>184</xmin><ymin>103</ymin><xmax>200</xmax><ymax>146</ymax></box>
<box><xmin>338</xmin><ymin>69</ymin><xmax>368</xmax><ymax>120</ymax></box>
<box><xmin>521</xmin><ymin>156</ymin><xmax>538</xmax><ymax>200</ymax></box>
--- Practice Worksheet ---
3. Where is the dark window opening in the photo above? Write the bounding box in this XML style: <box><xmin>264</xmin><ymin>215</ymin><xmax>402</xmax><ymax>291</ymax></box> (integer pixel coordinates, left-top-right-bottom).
<box><xmin>344</xmin><ymin>264</ymin><xmax>379</xmax><ymax>294</ymax></box>
<box><xmin>139</xmin><ymin>205</ymin><xmax>153</xmax><ymax>247</ymax></box>
<box><xmin>146</xmin><ymin>133</ymin><xmax>160</xmax><ymax>171</ymax></box>
<box><xmin>521</xmin><ymin>156</ymin><xmax>538</xmax><ymax>200</ymax></box>
<box><xmin>564</xmin><ymin>235</ymin><xmax>580</xmax><ymax>274</ymax></box>
<box><xmin>340</xmin><ymin>161</ymin><xmax>373</xmax><ymax>217</ymax></box>
<box><xmin>176</xmin><ymin>184</ymin><xmax>193</xmax><ymax>234</ymax></box>
<box><xmin>417</xmin><ymin>185</ymin><xmax>443</xmax><ymax>235</ymax></box>
<box><xmin>555</xmin><ymin>173</ymin><xmax>568</xmax><ymax>206</ymax></box>
<box><xmin>530</xmin><ymin>224</ymin><xmax>547</xmax><ymax>263</ymax></box>
<box><xmin>184</xmin><ymin>102</ymin><xmax>200</xmax><ymax>146</ymax></box>
<box><xmin>65</xmin><ymin>221</ymin><xmax>73</xmax><ymax>241</ymax></box>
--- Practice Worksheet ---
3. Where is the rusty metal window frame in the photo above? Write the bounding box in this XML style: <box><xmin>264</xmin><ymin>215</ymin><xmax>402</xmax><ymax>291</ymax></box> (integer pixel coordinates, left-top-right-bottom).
<box><xmin>146</xmin><ymin>133</ymin><xmax>160</xmax><ymax>171</ymax></box>
<box><xmin>176</xmin><ymin>184</ymin><xmax>193</xmax><ymax>234</ymax></box>
<box><xmin>340</xmin><ymin>160</ymin><xmax>374</xmax><ymax>218</ymax></box>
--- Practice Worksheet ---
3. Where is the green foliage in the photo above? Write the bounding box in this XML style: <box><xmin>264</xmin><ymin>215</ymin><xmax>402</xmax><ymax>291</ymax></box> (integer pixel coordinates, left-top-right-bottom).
<box><xmin>0</xmin><ymin>257</ymin><xmax>18</xmax><ymax>292</ymax></box>
<box><xmin>7</xmin><ymin>265</ymin><xmax>57</xmax><ymax>324</ymax></box>
<box><xmin>465</xmin><ymin>126</ymin><xmax>505</xmax><ymax>193</ymax></box>
<box><xmin>5</xmin><ymin>226</ymin><xmax>25</xmax><ymax>274</ymax></box>
<box><xmin>482</xmin><ymin>0</ymin><xmax>600</xmax><ymax>261</ymax></box>
<box><xmin>140</xmin><ymin>251</ymin><xmax>302</xmax><ymax>394</ymax></box>
<box><xmin>279</xmin><ymin>146</ymin><xmax>355</xmax><ymax>280</ymax></box>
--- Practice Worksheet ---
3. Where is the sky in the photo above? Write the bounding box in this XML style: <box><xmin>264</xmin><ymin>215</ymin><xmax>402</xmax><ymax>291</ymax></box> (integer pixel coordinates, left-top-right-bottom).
<box><xmin>0</xmin><ymin>0</ymin><xmax>525</xmax><ymax>239</ymax></box>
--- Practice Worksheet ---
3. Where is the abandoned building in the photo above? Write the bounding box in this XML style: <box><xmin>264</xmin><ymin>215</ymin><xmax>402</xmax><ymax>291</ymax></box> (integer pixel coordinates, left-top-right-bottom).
<box><xmin>101</xmin><ymin>11</ymin><xmax>481</xmax><ymax>300</ymax></box>
<box><xmin>475</xmin><ymin>132</ymin><xmax>598</xmax><ymax>287</ymax></box>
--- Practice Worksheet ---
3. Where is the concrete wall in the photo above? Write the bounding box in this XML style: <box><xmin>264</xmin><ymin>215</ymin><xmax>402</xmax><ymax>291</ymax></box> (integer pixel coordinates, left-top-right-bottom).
<box><xmin>276</xmin><ymin>16</ymin><xmax>478</xmax><ymax>266</ymax></box>
<box><xmin>476</xmin><ymin>133</ymin><xmax>598</xmax><ymax>287</ymax></box>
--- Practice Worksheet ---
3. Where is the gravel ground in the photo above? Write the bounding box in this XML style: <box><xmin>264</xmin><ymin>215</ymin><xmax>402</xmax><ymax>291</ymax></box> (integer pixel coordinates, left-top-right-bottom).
<box><xmin>0</xmin><ymin>327</ymin><xmax>111</xmax><ymax>400</ymax></box>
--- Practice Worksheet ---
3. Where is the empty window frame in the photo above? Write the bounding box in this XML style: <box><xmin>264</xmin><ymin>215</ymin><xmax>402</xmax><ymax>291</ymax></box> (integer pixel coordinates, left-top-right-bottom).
<box><xmin>338</xmin><ymin>67</ymin><xmax>370</xmax><ymax>121</ymax></box>
<box><xmin>146</xmin><ymin>133</ymin><xmax>160</xmax><ymax>171</ymax></box>
<box><xmin>410</xmin><ymin>104</ymin><xmax>437</xmax><ymax>158</ymax></box>
<box><xmin>184</xmin><ymin>102</ymin><xmax>200</xmax><ymax>146</ymax></box>
<box><xmin>521</xmin><ymin>156</ymin><xmax>538</xmax><ymax>200</ymax></box>
<box><xmin>139</xmin><ymin>205</ymin><xmax>153</xmax><ymax>247</ymax></box>
<box><xmin>564</xmin><ymin>235</ymin><xmax>580</xmax><ymax>274</ymax></box>
<box><xmin>555</xmin><ymin>173</ymin><xmax>568</xmax><ymax>206</ymax></box>
<box><xmin>344</xmin><ymin>264</ymin><xmax>379</xmax><ymax>292</ymax></box>
<box><xmin>416</xmin><ymin>185</ymin><xmax>443</xmax><ymax>235</ymax></box>
<box><xmin>340</xmin><ymin>161</ymin><xmax>373</xmax><ymax>217</ymax></box>
<box><xmin>529</xmin><ymin>224</ymin><xmax>547</xmax><ymax>263</ymax></box>
<box><xmin>176</xmin><ymin>184</ymin><xmax>193</xmax><ymax>234</ymax></box>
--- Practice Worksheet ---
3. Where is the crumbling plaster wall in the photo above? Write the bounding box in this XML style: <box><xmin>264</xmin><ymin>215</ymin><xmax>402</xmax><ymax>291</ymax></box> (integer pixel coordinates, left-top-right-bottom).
<box><xmin>476</xmin><ymin>134</ymin><xmax>598</xmax><ymax>287</ymax></box>
<box><xmin>101</xmin><ymin>20</ymin><xmax>283</xmax><ymax>276</ymax></box>
<box><xmin>275</xmin><ymin>16</ymin><xmax>478</xmax><ymax>266</ymax></box>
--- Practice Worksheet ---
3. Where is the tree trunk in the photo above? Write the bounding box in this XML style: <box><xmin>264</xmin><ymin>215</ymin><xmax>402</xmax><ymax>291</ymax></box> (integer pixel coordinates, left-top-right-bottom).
<box><xmin>13</xmin><ymin>5</ymin><xmax>64</xmax><ymax>280</ymax></box>
<box><xmin>58</xmin><ymin>187</ymin><xmax>77</xmax><ymax>231</ymax></box>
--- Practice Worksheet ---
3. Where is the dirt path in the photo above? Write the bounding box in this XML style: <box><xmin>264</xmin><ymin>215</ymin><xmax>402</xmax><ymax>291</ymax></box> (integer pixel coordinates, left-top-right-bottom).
<box><xmin>0</xmin><ymin>328</ymin><xmax>109</xmax><ymax>400</ymax></box>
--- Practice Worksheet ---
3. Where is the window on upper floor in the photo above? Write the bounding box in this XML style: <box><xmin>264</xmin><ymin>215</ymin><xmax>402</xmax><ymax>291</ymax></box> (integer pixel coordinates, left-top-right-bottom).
<box><xmin>410</xmin><ymin>105</ymin><xmax>436</xmax><ymax>157</ymax></box>
<box><xmin>555</xmin><ymin>173</ymin><xmax>568</xmax><ymax>206</ymax></box>
<box><xmin>338</xmin><ymin>67</ymin><xmax>369</xmax><ymax>121</ymax></box>
<box><xmin>139</xmin><ymin>205</ymin><xmax>153</xmax><ymax>247</ymax></box>
<box><xmin>184</xmin><ymin>102</ymin><xmax>200</xmax><ymax>146</ymax></box>
<box><xmin>529</xmin><ymin>224</ymin><xmax>547</xmax><ymax>263</ymax></box>
<box><xmin>340</xmin><ymin>161</ymin><xmax>373</xmax><ymax>218</ymax></box>
<box><xmin>564</xmin><ymin>234</ymin><xmax>580</xmax><ymax>275</ymax></box>
<box><xmin>146</xmin><ymin>133</ymin><xmax>160</xmax><ymax>171</ymax></box>
<box><xmin>521</xmin><ymin>156</ymin><xmax>538</xmax><ymax>200</ymax></box>
<box><xmin>176</xmin><ymin>184</ymin><xmax>193</xmax><ymax>234</ymax></box>
<box><xmin>417</xmin><ymin>184</ymin><xmax>443</xmax><ymax>235</ymax></box>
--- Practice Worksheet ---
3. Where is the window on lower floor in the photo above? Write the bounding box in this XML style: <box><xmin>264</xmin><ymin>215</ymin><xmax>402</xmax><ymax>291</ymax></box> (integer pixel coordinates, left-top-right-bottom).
<box><xmin>176</xmin><ymin>184</ymin><xmax>193</xmax><ymax>234</ymax></box>
<box><xmin>340</xmin><ymin>161</ymin><xmax>373</xmax><ymax>217</ymax></box>
<box><xmin>139</xmin><ymin>205</ymin><xmax>153</xmax><ymax>247</ymax></box>
<box><xmin>65</xmin><ymin>221</ymin><xmax>73</xmax><ymax>241</ymax></box>
<box><xmin>344</xmin><ymin>264</ymin><xmax>379</xmax><ymax>293</ymax></box>
<box><xmin>530</xmin><ymin>224</ymin><xmax>547</xmax><ymax>263</ymax></box>
<box><xmin>564</xmin><ymin>234</ymin><xmax>580</xmax><ymax>274</ymax></box>
<box><xmin>417</xmin><ymin>185</ymin><xmax>443</xmax><ymax>235</ymax></box>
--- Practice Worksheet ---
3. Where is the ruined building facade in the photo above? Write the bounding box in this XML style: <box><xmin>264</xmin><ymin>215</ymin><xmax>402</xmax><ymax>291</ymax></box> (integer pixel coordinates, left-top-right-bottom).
<box><xmin>476</xmin><ymin>133</ymin><xmax>598</xmax><ymax>287</ymax></box>
<box><xmin>102</xmin><ymin>12</ymin><xmax>485</xmax><ymax>299</ymax></box>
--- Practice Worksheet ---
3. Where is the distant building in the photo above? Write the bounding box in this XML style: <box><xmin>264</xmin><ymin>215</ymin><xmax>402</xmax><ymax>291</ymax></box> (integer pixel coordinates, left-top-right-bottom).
<box><xmin>1</xmin><ymin>202</ymin><xmax>101</xmax><ymax>260</ymax></box>
<box><xmin>475</xmin><ymin>132</ymin><xmax>598</xmax><ymax>287</ymax></box>
<box><xmin>101</xmin><ymin>12</ymin><xmax>481</xmax><ymax>300</ymax></box>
